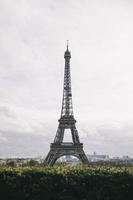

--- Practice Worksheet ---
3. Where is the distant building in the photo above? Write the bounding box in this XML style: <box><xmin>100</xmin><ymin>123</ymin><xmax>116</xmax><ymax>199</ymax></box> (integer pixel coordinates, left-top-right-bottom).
<box><xmin>56</xmin><ymin>155</ymin><xmax>80</xmax><ymax>165</ymax></box>
<box><xmin>87</xmin><ymin>152</ymin><xmax>109</xmax><ymax>162</ymax></box>
<box><xmin>122</xmin><ymin>155</ymin><xmax>130</xmax><ymax>160</ymax></box>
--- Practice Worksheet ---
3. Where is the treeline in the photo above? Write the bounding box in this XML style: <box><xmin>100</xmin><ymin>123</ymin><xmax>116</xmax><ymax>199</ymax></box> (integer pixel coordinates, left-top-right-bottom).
<box><xmin>2</xmin><ymin>159</ymin><xmax>133</xmax><ymax>167</ymax></box>
<box><xmin>0</xmin><ymin>165</ymin><xmax>133</xmax><ymax>200</ymax></box>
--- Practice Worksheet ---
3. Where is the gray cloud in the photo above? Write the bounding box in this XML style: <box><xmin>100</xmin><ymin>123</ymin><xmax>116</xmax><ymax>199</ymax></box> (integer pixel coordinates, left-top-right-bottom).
<box><xmin>0</xmin><ymin>0</ymin><xmax>133</xmax><ymax>157</ymax></box>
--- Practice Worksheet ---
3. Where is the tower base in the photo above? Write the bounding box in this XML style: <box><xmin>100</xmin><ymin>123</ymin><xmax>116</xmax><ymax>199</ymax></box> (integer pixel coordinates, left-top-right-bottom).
<box><xmin>44</xmin><ymin>142</ymin><xmax>88</xmax><ymax>166</ymax></box>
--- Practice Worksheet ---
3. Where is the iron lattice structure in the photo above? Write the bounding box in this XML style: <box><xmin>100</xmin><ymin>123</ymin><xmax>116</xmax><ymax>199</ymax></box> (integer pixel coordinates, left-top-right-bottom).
<box><xmin>44</xmin><ymin>44</ymin><xmax>88</xmax><ymax>166</ymax></box>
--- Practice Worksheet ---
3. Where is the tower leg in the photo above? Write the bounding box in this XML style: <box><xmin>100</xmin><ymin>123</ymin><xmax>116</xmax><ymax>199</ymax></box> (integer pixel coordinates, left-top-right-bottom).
<box><xmin>54</xmin><ymin>127</ymin><xmax>65</xmax><ymax>144</ymax></box>
<box><xmin>71</xmin><ymin>126</ymin><xmax>80</xmax><ymax>143</ymax></box>
<box><xmin>44</xmin><ymin>150</ymin><xmax>58</xmax><ymax>166</ymax></box>
<box><xmin>78</xmin><ymin>150</ymin><xmax>89</xmax><ymax>164</ymax></box>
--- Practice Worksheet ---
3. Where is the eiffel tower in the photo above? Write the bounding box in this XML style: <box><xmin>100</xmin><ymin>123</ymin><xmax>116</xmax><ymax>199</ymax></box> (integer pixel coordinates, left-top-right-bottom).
<box><xmin>44</xmin><ymin>42</ymin><xmax>88</xmax><ymax>166</ymax></box>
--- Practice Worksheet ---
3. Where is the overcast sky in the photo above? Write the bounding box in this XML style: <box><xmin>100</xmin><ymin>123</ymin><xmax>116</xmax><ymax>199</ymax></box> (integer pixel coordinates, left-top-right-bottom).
<box><xmin>0</xmin><ymin>0</ymin><xmax>133</xmax><ymax>158</ymax></box>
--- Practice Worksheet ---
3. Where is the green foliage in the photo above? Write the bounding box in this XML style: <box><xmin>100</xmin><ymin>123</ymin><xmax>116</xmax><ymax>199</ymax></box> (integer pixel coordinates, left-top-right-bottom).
<box><xmin>0</xmin><ymin>165</ymin><xmax>133</xmax><ymax>200</ymax></box>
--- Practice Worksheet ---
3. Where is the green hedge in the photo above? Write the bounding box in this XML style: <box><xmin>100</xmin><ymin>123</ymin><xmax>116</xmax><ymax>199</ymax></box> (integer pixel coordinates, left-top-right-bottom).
<box><xmin>0</xmin><ymin>165</ymin><xmax>133</xmax><ymax>200</ymax></box>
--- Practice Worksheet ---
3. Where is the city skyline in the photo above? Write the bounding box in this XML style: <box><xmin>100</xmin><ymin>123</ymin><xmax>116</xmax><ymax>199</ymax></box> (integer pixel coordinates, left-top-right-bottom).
<box><xmin>0</xmin><ymin>0</ymin><xmax>133</xmax><ymax>157</ymax></box>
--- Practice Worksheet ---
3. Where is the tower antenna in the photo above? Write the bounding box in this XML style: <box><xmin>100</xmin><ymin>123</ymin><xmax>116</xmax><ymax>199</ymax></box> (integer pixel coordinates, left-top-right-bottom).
<box><xmin>67</xmin><ymin>40</ymin><xmax>68</xmax><ymax>50</ymax></box>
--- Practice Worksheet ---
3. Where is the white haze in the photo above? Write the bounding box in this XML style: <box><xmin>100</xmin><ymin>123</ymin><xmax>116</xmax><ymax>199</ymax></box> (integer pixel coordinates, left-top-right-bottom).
<box><xmin>0</xmin><ymin>0</ymin><xmax>133</xmax><ymax>157</ymax></box>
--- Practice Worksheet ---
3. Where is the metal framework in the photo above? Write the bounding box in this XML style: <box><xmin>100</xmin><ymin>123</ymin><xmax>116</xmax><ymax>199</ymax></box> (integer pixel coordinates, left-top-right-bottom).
<box><xmin>44</xmin><ymin>43</ymin><xmax>88</xmax><ymax>166</ymax></box>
